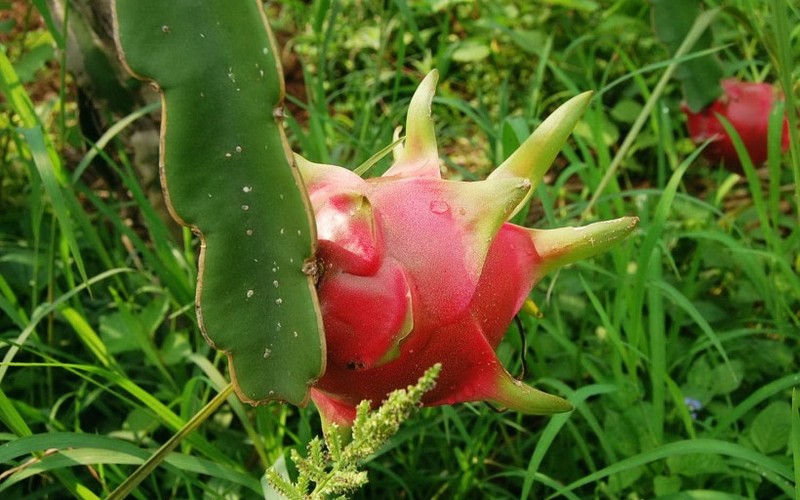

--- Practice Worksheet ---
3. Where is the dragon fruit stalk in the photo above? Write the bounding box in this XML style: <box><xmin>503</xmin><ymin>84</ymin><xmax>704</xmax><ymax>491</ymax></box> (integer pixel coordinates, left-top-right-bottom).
<box><xmin>298</xmin><ymin>71</ymin><xmax>638</xmax><ymax>428</ymax></box>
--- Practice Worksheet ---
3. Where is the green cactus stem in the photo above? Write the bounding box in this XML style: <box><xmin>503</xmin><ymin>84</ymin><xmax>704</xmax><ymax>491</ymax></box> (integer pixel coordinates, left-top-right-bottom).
<box><xmin>113</xmin><ymin>0</ymin><xmax>325</xmax><ymax>405</ymax></box>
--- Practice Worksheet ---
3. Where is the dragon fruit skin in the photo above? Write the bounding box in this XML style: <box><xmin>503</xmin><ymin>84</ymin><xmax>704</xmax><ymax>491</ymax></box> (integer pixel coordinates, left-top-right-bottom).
<box><xmin>682</xmin><ymin>79</ymin><xmax>791</xmax><ymax>169</ymax></box>
<box><xmin>298</xmin><ymin>71</ymin><xmax>638</xmax><ymax>428</ymax></box>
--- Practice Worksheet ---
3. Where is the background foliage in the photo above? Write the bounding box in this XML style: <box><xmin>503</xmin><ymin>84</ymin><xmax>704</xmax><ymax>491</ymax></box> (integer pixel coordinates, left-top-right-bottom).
<box><xmin>1</xmin><ymin>0</ymin><xmax>798</xmax><ymax>498</ymax></box>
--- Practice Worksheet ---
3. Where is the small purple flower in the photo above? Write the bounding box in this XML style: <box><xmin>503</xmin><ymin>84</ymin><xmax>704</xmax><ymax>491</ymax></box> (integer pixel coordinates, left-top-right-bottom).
<box><xmin>684</xmin><ymin>397</ymin><xmax>703</xmax><ymax>420</ymax></box>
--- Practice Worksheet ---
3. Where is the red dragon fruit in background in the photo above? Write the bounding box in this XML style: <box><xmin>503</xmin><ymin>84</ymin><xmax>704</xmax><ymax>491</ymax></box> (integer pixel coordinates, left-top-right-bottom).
<box><xmin>298</xmin><ymin>71</ymin><xmax>639</xmax><ymax>429</ymax></box>
<box><xmin>682</xmin><ymin>79</ymin><xmax>791</xmax><ymax>169</ymax></box>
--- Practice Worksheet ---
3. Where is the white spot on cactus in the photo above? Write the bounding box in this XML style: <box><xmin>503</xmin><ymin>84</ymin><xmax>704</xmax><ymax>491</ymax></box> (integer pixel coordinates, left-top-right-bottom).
<box><xmin>280</xmin><ymin>228</ymin><xmax>285</xmax><ymax>235</ymax></box>
<box><xmin>262</xmin><ymin>47</ymin><xmax>269</xmax><ymax>54</ymax></box>
<box><xmin>243</xmin><ymin>186</ymin><xmax>252</xmax><ymax>193</ymax></box>
<box><xmin>246</xmin><ymin>229</ymin><xmax>254</xmax><ymax>236</ymax></box>
<box><xmin>297</xmin><ymin>229</ymin><xmax>302</xmax><ymax>236</ymax></box>
<box><xmin>279</xmin><ymin>194</ymin><xmax>284</xmax><ymax>200</ymax></box>
<box><xmin>235</xmin><ymin>146</ymin><xmax>242</xmax><ymax>153</ymax></box>
<box><xmin>289</xmin><ymin>258</ymin><xmax>294</xmax><ymax>264</ymax></box>
<box><xmin>273</xmin><ymin>280</ymin><xmax>279</xmax><ymax>288</ymax></box>
<box><xmin>200</xmin><ymin>92</ymin><xmax>205</xmax><ymax>98</ymax></box>
<box><xmin>293</xmin><ymin>331</ymin><xmax>298</xmax><ymax>338</ymax></box>
<box><xmin>275</xmin><ymin>298</ymin><xmax>283</xmax><ymax>305</ymax></box>
<box><xmin>430</xmin><ymin>200</ymin><xmax>450</xmax><ymax>214</ymax></box>
<box><xmin>263</xmin><ymin>348</ymin><xmax>272</xmax><ymax>359</ymax></box>
<box><xmin>241</xmin><ymin>204</ymin><xmax>250</xmax><ymax>211</ymax></box>
<box><xmin>200</xmin><ymin>33</ymin><xmax>205</xmax><ymax>38</ymax></box>
<box><xmin>161</xmin><ymin>25</ymin><xmax>170</xmax><ymax>33</ymax></box>
<box><xmin>227</xmin><ymin>68</ymin><xmax>236</xmax><ymax>83</ymax></box>
<box><xmin>276</xmin><ymin>322</ymin><xmax>282</xmax><ymax>331</ymax></box>
<box><xmin>225</xmin><ymin>152</ymin><xmax>232</xmax><ymax>158</ymax></box>
<box><xmin>246</xmin><ymin>289</ymin><xmax>254</xmax><ymax>298</ymax></box>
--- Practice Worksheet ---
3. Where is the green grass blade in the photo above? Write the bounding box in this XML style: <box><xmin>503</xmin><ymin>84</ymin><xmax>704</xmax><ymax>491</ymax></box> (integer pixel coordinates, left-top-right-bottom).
<box><xmin>522</xmin><ymin>383</ymin><xmax>618</xmax><ymax>498</ymax></box>
<box><xmin>582</xmin><ymin>8</ymin><xmax>721</xmax><ymax>217</ymax></box>
<box><xmin>793</xmin><ymin>388</ymin><xmax>800</xmax><ymax>500</ymax></box>
<box><xmin>551</xmin><ymin>439</ymin><xmax>794</xmax><ymax>498</ymax></box>
<box><xmin>0</xmin><ymin>268</ymin><xmax>132</xmax><ymax>384</ymax></box>
<box><xmin>107</xmin><ymin>384</ymin><xmax>236</xmax><ymax>499</ymax></box>
<box><xmin>19</xmin><ymin>127</ymin><xmax>89</xmax><ymax>285</ymax></box>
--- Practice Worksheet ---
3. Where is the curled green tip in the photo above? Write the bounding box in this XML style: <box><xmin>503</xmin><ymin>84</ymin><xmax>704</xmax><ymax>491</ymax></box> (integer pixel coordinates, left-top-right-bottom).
<box><xmin>385</xmin><ymin>70</ymin><xmax>440</xmax><ymax>178</ymax></box>
<box><xmin>490</xmin><ymin>376</ymin><xmax>573</xmax><ymax>415</ymax></box>
<box><xmin>530</xmin><ymin>216</ymin><xmax>639</xmax><ymax>278</ymax></box>
<box><xmin>489</xmin><ymin>91</ymin><xmax>594</xmax><ymax>218</ymax></box>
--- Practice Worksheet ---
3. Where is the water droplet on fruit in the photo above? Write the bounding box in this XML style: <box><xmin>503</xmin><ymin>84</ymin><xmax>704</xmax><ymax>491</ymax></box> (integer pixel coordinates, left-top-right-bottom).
<box><xmin>429</xmin><ymin>200</ymin><xmax>449</xmax><ymax>214</ymax></box>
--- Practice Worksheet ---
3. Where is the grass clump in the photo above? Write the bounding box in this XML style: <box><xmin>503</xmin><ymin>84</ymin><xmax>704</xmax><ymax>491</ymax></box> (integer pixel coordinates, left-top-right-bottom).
<box><xmin>0</xmin><ymin>0</ymin><xmax>798</xmax><ymax>498</ymax></box>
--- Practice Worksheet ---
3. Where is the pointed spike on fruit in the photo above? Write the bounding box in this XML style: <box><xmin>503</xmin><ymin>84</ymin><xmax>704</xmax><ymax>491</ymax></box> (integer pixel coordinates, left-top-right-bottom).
<box><xmin>488</xmin><ymin>371</ymin><xmax>573</xmax><ymax>414</ymax></box>
<box><xmin>530</xmin><ymin>216</ymin><xmax>639</xmax><ymax>278</ymax></box>
<box><xmin>384</xmin><ymin>70</ymin><xmax>441</xmax><ymax>178</ymax></box>
<box><xmin>435</xmin><ymin>176</ymin><xmax>532</xmax><ymax>280</ymax></box>
<box><xmin>294</xmin><ymin>153</ymin><xmax>366</xmax><ymax>194</ymax></box>
<box><xmin>489</xmin><ymin>91</ymin><xmax>593</xmax><ymax>218</ymax></box>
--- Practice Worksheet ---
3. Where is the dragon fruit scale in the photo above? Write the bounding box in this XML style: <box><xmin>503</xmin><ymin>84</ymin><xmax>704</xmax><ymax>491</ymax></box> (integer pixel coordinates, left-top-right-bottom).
<box><xmin>298</xmin><ymin>71</ymin><xmax>639</xmax><ymax>428</ymax></box>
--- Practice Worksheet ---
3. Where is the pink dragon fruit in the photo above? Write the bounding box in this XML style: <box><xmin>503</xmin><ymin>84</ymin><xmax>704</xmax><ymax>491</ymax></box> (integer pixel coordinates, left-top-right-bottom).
<box><xmin>297</xmin><ymin>71</ymin><xmax>638</xmax><ymax>428</ymax></box>
<box><xmin>682</xmin><ymin>79</ymin><xmax>791</xmax><ymax>170</ymax></box>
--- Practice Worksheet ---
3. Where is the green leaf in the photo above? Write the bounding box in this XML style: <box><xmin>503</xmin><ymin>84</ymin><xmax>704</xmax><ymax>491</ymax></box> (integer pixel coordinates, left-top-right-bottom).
<box><xmin>749</xmin><ymin>401</ymin><xmax>792</xmax><ymax>455</ymax></box>
<box><xmin>113</xmin><ymin>0</ymin><xmax>324</xmax><ymax>405</ymax></box>
<box><xmin>452</xmin><ymin>40</ymin><xmax>491</xmax><ymax>63</ymax></box>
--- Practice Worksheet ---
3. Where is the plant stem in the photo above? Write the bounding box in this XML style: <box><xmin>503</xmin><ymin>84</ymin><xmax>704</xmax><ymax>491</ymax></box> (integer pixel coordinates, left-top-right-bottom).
<box><xmin>107</xmin><ymin>383</ymin><xmax>236</xmax><ymax>499</ymax></box>
<box><xmin>582</xmin><ymin>8</ymin><xmax>720</xmax><ymax>219</ymax></box>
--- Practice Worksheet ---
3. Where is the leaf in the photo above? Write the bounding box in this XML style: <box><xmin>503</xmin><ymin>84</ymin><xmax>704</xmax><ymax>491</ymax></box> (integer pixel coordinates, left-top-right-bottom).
<box><xmin>113</xmin><ymin>0</ymin><xmax>324</xmax><ymax>405</ymax></box>
<box><xmin>667</xmin><ymin>453</ymin><xmax>729</xmax><ymax>477</ymax></box>
<box><xmin>452</xmin><ymin>40</ymin><xmax>491</xmax><ymax>63</ymax></box>
<box><xmin>749</xmin><ymin>401</ymin><xmax>792</xmax><ymax>455</ymax></box>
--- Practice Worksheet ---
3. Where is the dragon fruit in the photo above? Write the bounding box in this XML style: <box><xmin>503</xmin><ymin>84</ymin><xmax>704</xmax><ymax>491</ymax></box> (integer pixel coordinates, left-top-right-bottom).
<box><xmin>298</xmin><ymin>71</ymin><xmax>638</xmax><ymax>428</ymax></box>
<box><xmin>682</xmin><ymin>79</ymin><xmax>791</xmax><ymax>169</ymax></box>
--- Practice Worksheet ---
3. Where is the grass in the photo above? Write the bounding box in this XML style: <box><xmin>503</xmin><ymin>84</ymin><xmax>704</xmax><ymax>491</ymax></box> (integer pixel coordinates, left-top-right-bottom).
<box><xmin>1</xmin><ymin>0</ymin><xmax>799</xmax><ymax>498</ymax></box>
